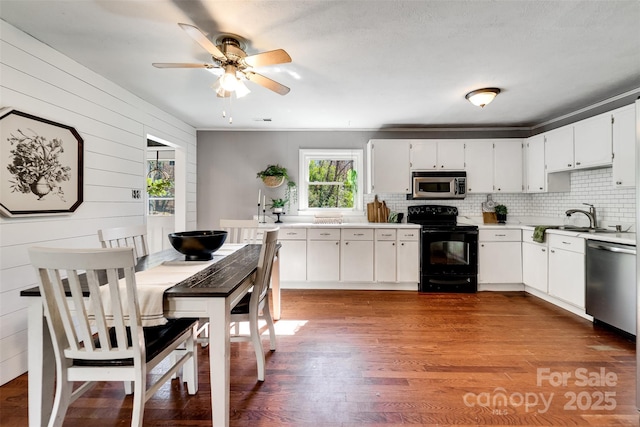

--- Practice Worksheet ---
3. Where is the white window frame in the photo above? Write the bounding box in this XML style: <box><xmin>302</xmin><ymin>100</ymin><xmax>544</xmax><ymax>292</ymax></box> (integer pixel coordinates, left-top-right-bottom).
<box><xmin>298</xmin><ymin>148</ymin><xmax>364</xmax><ymax>214</ymax></box>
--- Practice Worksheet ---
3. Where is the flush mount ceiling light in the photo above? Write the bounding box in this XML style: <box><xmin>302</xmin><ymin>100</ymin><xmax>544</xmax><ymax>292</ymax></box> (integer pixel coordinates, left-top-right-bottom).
<box><xmin>465</xmin><ymin>88</ymin><xmax>501</xmax><ymax>108</ymax></box>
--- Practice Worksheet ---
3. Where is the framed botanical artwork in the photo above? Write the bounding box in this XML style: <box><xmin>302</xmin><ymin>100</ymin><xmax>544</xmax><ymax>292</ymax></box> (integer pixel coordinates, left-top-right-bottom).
<box><xmin>0</xmin><ymin>108</ymin><xmax>84</xmax><ymax>217</ymax></box>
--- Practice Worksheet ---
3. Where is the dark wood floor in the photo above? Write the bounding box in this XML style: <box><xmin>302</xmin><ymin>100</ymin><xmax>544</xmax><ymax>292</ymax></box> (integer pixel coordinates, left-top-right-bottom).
<box><xmin>1</xmin><ymin>290</ymin><xmax>638</xmax><ymax>426</ymax></box>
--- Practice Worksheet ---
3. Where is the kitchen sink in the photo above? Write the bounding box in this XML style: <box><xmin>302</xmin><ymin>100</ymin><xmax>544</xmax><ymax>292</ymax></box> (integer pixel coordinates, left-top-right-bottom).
<box><xmin>527</xmin><ymin>225</ymin><xmax>628</xmax><ymax>234</ymax></box>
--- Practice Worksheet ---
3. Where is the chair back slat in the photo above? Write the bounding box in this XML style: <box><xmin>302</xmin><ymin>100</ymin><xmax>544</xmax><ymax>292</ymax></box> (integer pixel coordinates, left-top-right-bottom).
<box><xmin>98</xmin><ymin>225</ymin><xmax>149</xmax><ymax>260</ymax></box>
<box><xmin>219</xmin><ymin>219</ymin><xmax>260</xmax><ymax>244</ymax></box>
<box><xmin>28</xmin><ymin>246</ymin><xmax>141</xmax><ymax>361</ymax></box>
<box><xmin>252</xmin><ymin>228</ymin><xmax>279</xmax><ymax>304</ymax></box>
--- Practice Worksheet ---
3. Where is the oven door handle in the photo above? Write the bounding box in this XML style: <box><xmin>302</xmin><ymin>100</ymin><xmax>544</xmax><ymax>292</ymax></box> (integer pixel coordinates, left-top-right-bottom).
<box><xmin>426</xmin><ymin>278</ymin><xmax>472</xmax><ymax>285</ymax></box>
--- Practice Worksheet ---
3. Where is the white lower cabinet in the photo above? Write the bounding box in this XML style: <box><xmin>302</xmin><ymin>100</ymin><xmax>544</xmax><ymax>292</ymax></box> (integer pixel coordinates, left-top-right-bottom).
<box><xmin>521</xmin><ymin>231</ymin><xmax>548</xmax><ymax>293</ymax></box>
<box><xmin>548</xmin><ymin>234</ymin><xmax>585</xmax><ymax>309</ymax></box>
<box><xmin>375</xmin><ymin>229</ymin><xmax>397</xmax><ymax>282</ymax></box>
<box><xmin>478</xmin><ymin>229</ymin><xmax>522</xmax><ymax>284</ymax></box>
<box><xmin>278</xmin><ymin>228</ymin><xmax>307</xmax><ymax>281</ymax></box>
<box><xmin>397</xmin><ymin>230</ymin><xmax>419</xmax><ymax>283</ymax></box>
<box><xmin>307</xmin><ymin>229</ymin><xmax>340</xmax><ymax>281</ymax></box>
<box><xmin>341</xmin><ymin>229</ymin><xmax>374</xmax><ymax>282</ymax></box>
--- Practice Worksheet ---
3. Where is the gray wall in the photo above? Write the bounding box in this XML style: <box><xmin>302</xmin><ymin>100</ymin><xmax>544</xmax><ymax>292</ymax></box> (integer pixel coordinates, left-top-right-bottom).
<box><xmin>196</xmin><ymin>129</ymin><xmax>528</xmax><ymax>229</ymax></box>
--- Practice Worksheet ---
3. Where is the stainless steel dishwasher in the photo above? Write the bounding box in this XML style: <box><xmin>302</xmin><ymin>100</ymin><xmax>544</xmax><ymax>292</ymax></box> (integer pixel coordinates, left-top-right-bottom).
<box><xmin>586</xmin><ymin>240</ymin><xmax>636</xmax><ymax>335</ymax></box>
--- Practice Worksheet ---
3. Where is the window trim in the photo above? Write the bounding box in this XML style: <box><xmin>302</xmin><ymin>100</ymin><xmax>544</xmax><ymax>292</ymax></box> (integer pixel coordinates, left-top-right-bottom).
<box><xmin>298</xmin><ymin>148</ymin><xmax>364</xmax><ymax>214</ymax></box>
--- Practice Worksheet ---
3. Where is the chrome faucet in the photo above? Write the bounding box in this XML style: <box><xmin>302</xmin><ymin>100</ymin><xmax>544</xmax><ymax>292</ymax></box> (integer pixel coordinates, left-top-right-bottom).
<box><xmin>565</xmin><ymin>203</ymin><xmax>598</xmax><ymax>229</ymax></box>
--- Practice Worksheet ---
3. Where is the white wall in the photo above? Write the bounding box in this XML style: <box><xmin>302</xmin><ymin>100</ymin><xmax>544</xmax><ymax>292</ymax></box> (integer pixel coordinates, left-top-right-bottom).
<box><xmin>0</xmin><ymin>21</ymin><xmax>197</xmax><ymax>384</ymax></box>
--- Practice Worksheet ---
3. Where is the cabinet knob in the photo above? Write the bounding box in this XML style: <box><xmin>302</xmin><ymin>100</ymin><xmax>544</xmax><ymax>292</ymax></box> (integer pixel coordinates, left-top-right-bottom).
<box><xmin>542</xmin><ymin>248</ymin><xmax>546</xmax><ymax>252</ymax></box>
<box><xmin>539</xmin><ymin>187</ymin><xmax>543</xmax><ymax>190</ymax></box>
<box><xmin>433</xmin><ymin>165</ymin><xmax>437</xmax><ymax>169</ymax></box>
<box><xmin>550</xmin><ymin>249</ymin><xmax>555</xmax><ymax>253</ymax></box>
<box><xmin>481</xmin><ymin>244</ymin><xmax>485</xmax><ymax>247</ymax></box>
<box><xmin>497</xmin><ymin>188</ymin><xmax>501</xmax><ymax>191</ymax></box>
<box><xmin>568</xmin><ymin>164</ymin><xmax>572</xmax><ymax>167</ymax></box>
<box><xmin>336</xmin><ymin>242</ymin><xmax>339</xmax><ymax>245</ymax></box>
<box><xmin>616</xmin><ymin>181</ymin><xmax>622</xmax><ymax>185</ymax></box>
<box><xmin>576</xmin><ymin>162</ymin><xmax>581</xmax><ymax>166</ymax></box>
<box><xmin>440</xmin><ymin>165</ymin><xmax>444</xmax><ymax>168</ymax></box>
<box><xmin>345</xmin><ymin>242</ymin><xmax>349</xmax><ymax>245</ymax></box>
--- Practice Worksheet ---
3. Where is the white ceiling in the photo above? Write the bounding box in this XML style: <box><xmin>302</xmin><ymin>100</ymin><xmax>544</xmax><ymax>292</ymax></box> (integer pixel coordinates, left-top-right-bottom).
<box><xmin>1</xmin><ymin>1</ymin><xmax>639</xmax><ymax>131</ymax></box>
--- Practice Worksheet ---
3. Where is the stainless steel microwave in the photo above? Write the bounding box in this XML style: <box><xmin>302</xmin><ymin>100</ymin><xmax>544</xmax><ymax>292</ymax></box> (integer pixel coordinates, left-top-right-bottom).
<box><xmin>411</xmin><ymin>171</ymin><xmax>467</xmax><ymax>199</ymax></box>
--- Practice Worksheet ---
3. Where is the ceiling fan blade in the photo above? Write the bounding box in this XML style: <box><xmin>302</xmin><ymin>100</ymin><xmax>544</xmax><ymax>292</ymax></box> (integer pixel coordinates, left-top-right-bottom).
<box><xmin>244</xmin><ymin>71</ymin><xmax>290</xmax><ymax>95</ymax></box>
<box><xmin>152</xmin><ymin>62</ymin><xmax>217</xmax><ymax>69</ymax></box>
<box><xmin>178</xmin><ymin>23</ymin><xmax>227</xmax><ymax>61</ymax></box>
<box><xmin>244</xmin><ymin>49</ymin><xmax>292</xmax><ymax>68</ymax></box>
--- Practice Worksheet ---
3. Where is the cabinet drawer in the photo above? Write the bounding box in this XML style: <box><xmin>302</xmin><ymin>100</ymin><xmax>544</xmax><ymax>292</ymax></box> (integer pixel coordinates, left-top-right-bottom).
<box><xmin>479</xmin><ymin>229</ymin><xmax>521</xmax><ymax>242</ymax></box>
<box><xmin>279</xmin><ymin>228</ymin><xmax>307</xmax><ymax>240</ymax></box>
<box><xmin>308</xmin><ymin>228</ymin><xmax>341</xmax><ymax>240</ymax></box>
<box><xmin>398</xmin><ymin>229</ymin><xmax>420</xmax><ymax>241</ymax></box>
<box><xmin>342</xmin><ymin>229</ymin><xmax>374</xmax><ymax>240</ymax></box>
<box><xmin>548</xmin><ymin>234</ymin><xmax>585</xmax><ymax>254</ymax></box>
<box><xmin>375</xmin><ymin>229</ymin><xmax>397</xmax><ymax>241</ymax></box>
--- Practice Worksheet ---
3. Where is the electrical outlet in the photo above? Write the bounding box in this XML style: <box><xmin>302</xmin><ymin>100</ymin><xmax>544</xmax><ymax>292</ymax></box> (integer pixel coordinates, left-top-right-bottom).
<box><xmin>131</xmin><ymin>189</ymin><xmax>141</xmax><ymax>199</ymax></box>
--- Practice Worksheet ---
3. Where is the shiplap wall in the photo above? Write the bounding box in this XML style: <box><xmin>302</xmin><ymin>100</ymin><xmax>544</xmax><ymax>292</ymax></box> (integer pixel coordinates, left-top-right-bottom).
<box><xmin>0</xmin><ymin>21</ymin><xmax>197</xmax><ymax>385</ymax></box>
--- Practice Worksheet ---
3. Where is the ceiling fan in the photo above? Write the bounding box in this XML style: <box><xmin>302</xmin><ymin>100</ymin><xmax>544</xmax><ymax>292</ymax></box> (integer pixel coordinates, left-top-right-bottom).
<box><xmin>153</xmin><ymin>23</ymin><xmax>291</xmax><ymax>97</ymax></box>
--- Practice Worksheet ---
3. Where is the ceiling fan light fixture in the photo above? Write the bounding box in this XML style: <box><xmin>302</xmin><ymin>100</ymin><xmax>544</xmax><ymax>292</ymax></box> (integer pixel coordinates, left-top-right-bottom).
<box><xmin>220</xmin><ymin>65</ymin><xmax>239</xmax><ymax>91</ymax></box>
<box><xmin>235</xmin><ymin>80</ymin><xmax>251</xmax><ymax>98</ymax></box>
<box><xmin>465</xmin><ymin>88</ymin><xmax>501</xmax><ymax>108</ymax></box>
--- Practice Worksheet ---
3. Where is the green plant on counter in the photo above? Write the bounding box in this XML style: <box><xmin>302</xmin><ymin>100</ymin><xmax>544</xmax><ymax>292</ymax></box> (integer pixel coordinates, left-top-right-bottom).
<box><xmin>494</xmin><ymin>204</ymin><xmax>508</xmax><ymax>215</ymax></box>
<box><xmin>269</xmin><ymin>198</ymin><xmax>287</xmax><ymax>209</ymax></box>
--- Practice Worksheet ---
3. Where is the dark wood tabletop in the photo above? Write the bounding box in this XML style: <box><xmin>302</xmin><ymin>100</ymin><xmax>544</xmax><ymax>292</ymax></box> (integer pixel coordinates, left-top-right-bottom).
<box><xmin>20</xmin><ymin>244</ymin><xmax>263</xmax><ymax>298</ymax></box>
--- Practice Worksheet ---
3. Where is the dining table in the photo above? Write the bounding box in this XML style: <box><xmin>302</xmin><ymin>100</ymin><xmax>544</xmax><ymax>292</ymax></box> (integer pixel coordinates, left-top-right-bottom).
<box><xmin>20</xmin><ymin>243</ymin><xmax>281</xmax><ymax>427</ymax></box>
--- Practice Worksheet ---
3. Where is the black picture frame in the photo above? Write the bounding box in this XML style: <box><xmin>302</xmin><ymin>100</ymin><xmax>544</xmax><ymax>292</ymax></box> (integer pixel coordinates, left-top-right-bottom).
<box><xmin>0</xmin><ymin>108</ymin><xmax>84</xmax><ymax>217</ymax></box>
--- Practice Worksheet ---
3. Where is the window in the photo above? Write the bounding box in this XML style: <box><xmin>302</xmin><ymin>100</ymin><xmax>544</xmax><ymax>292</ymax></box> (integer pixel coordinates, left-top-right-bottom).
<box><xmin>147</xmin><ymin>151</ymin><xmax>175</xmax><ymax>215</ymax></box>
<box><xmin>298</xmin><ymin>149</ymin><xmax>363</xmax><ymax>213</ymax></box>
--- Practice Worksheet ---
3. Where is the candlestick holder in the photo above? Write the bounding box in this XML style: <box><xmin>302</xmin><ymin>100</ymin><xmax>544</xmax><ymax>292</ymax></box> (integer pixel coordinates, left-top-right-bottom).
<box><xmin>257</xmin><ymin>203</ymin><xmax>261</xmax><ymax>221</ymax></box>
<box><xmin>261</xmin><ymin>208</ymin><xmax>267</xmax><ymax>223</ymax></box>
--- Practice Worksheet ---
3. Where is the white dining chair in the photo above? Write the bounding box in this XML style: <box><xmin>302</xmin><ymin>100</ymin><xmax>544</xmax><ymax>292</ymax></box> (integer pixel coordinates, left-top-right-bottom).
<box><xmin>27</xmin><ymin>246</ymin><xmax>199</xmax><ymax>427</ymax></box>
<box><xmin>219</xmin><ymin>219</ymin><xmax>260</xmax><ymax>243</ymax></box>
<box><xmin>98</xmin><ymin>224</ymin><xmax>150</xmax><ymax>260</ymax></box>
<box><xmin>230</xmin><ymin>228</ymin><xmax>279</xmax><ymax>381</ymax></box>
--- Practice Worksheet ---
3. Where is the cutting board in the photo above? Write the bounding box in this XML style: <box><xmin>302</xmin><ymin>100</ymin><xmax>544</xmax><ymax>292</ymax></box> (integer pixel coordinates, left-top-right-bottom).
<box><xmin>367</xmin><ymin>195</ymin><xmax>390</xmax><ymax>222</ymax></box>
<box><xmin>483</xmin><ymin>212</ymin><xmax>498</xmax><ymax>224</ymax></box>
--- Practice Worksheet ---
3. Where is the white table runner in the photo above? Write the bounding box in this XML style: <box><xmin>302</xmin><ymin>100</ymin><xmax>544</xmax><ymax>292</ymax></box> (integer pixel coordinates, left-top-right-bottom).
<box><xmin>90</xmin><ymin>244</ymin><xmax>245</xmax><ymax>326</ymax></box>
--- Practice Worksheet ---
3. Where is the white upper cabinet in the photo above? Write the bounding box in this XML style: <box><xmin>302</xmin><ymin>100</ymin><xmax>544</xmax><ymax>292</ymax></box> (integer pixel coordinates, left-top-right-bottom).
<box><xmin>493</xmin><ymin>139</ymin><xmax>523</xmax><ymax>193</ymax></box>
<box><xmin>410</xmin><ymin>140</ymin><xmax>465</xmax><ymax>170</ymax></box>
<box><xmin>525</xmin><ymin>134</ymin><xmax>546</xmax><ymax>192</ymax></box>
<box><xmin>573</xmin><ymin>111</ymin><xmax>613</xmax><ymax>169</ymax></box>
<box><xmin>545</xmin><ymin>111</ymin><xmax>614</xmax><ymax>174</ymax></box>
<box><xmin>545</xmin><ymin>126</ymin><xmax>574</xmax><ymax>172</ymax></box>
<box><xmin>464</xmin><ymin>140</ymin><xmax>494</xmax><ymax>193</ymax></box>
<box><xmin>409</xmin><ymin>140</ymin><xmax>437</xmax><ymax>169</ymax></box>
<box><xmin>367</xmin><ymin>139</ymin><xmax>411</xmax><ymax>193</ymax></box>
<box><xmin>611</xmin><ymin>105</ymin><xmax>636</xmax><ymax>188</ymax></box>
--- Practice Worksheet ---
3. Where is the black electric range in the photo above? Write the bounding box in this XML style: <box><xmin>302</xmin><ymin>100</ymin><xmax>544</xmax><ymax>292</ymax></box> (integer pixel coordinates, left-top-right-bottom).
<box><xmin>407</xmin><ymin>205</ymin><xmax>478</xmax><ymax>293</ymax></box>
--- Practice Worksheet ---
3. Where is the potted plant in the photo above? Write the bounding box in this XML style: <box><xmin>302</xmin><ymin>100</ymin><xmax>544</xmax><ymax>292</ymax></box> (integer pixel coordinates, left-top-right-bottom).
<box><xmin>146</xmin><ymin>177</ymin><xmax>173</xmax><ymax>197</ymax></box>
<box><xmin>269</xmin><ymin>198</ymin><xmax>287</xmax><ymax>213</ymax></box>
<box><xmin>256</xmin><ymin>164</ymin><xmax>290</xmax><ymax>188</ymax></box>
<box><xmin>495</xmin><ymin>204</ymin><xmax>508</xmax><ymax>223</ymax></box>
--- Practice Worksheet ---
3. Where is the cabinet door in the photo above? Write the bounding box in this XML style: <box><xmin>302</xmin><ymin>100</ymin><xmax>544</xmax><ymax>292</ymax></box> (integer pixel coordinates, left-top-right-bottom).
<box><xmin>410</xmin><ymin>140</ymin><xmax>438</xmax><ymax>170</ymax></box>
<box><xmin>464</xmin><ymin>140</ymin><xmax>494</xmax><ymax>193</ymax></box>
<box><xmin>478</xmin><ymin>241</ymin><xmax>522</xmax><ymax>284</ymax></box>
<box><xmin>437</xmin><ymin>140</ymin><xmax>465</xmax><ymax>169</ymax></box>
<box><xmin>612</xmin><ymin>105</ymin><xmax>636</xmax><ymax>188</ymax></box>
<box><xmin>307</xmin><ymin>240</ymin><xmax>340</xmax><ymax>281</ymax></box>
<box><xmin>369</xmin><ymin>139</ymin><xmax>411</xmax><ymax>193</ymax></box>
<box><xmin>545</xmin><ymin>126</ymin><xmax>574</xmax><ymax>172</ymax></box>
<box><xmin>375</xmin><ymin>240</ymin><xmax>397</xmax><ymax>282</ymax></box>
<box><xmin>522</xmin><ymin>242</ymin><xmax>548</xmax><ymax>293</ymax></box>
<box><xmin>526</xmin><ymin>135</ymin><xmax>546</xmax><ymax>192</ymax></box>
<box><xmin>493</xmin><ymin>140</ymin><xmax>523</xmax><ymax>193</ymax></box>
<box><xmin>573</xmin><ymin>112</ymin><xmax>612</xmax><ymax>169</ymax></box>
<box><xmin>397</xmin><ymin>240</ymin><xmax>419</xmax><ymax>282</ymax></box>
<box><xmin>341</xmin><ymin>240</ymin><xmax>374</xmax><ymax>282</ymax></box>
<box><xmin>279</xmin><ymin>240</ymin><xmax>307</xmax><ymax>281</ymax></box>
<box><xmin>548</xmin><ymin>248</ymin><xmax>585</xmax><ymax>308</ymax></box>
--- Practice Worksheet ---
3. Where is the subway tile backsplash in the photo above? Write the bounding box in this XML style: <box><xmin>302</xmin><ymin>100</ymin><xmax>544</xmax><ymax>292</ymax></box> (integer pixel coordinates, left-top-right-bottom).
<box><xmin>366</xmin><ymin>167</ymin><xmax>636</xmax><ymax>224</ymax></box>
